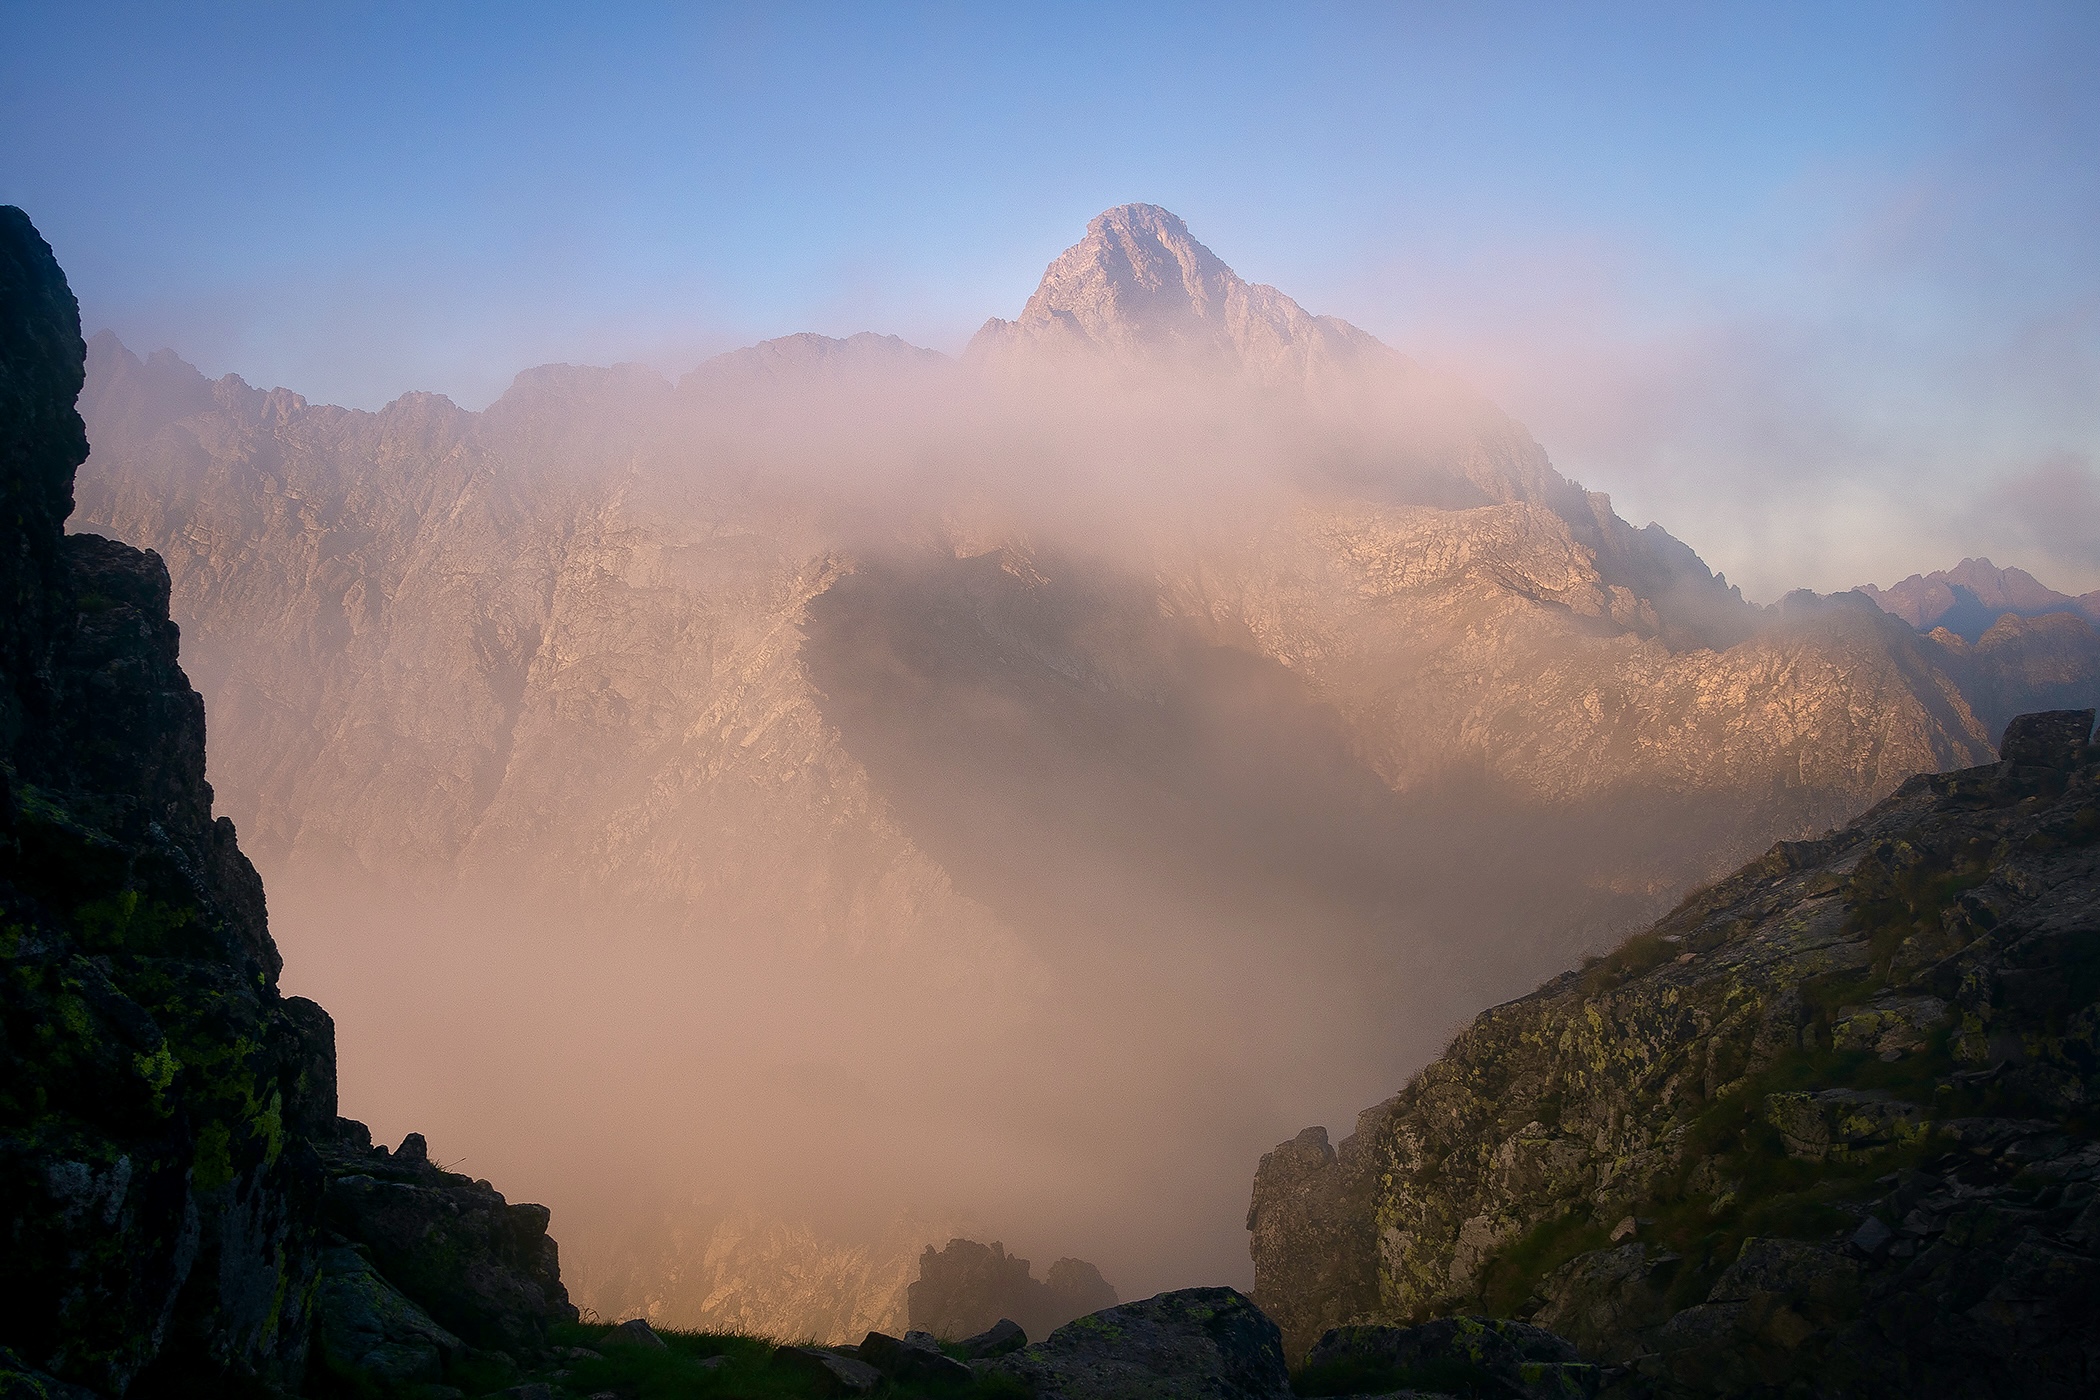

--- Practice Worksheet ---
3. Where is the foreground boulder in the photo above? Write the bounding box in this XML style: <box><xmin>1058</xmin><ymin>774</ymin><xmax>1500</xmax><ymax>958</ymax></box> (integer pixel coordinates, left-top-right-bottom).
<box><xmin>773</xmin><ymin>1343</ymin><xmax>884</xmax><ymax>1395</ymax></box>
<box><xmin>859</xmin><ymin>1329</ymin><xmax>973</xmax><ymax>1384</ymax></box>
<box><xmin>984</xmin><ymin>1287</ymin><xmax>1290</xmax><ymax>1400</ymax></box>
<box><xmin>600</xmin><ymin>1318</ymin><xmax>667</xmax><ymax>1350</ymax></box>
<box><xmin>956</xmin><ymin>1317</ymin><xmax>1028</xmax><ymax>1359</ymax></box>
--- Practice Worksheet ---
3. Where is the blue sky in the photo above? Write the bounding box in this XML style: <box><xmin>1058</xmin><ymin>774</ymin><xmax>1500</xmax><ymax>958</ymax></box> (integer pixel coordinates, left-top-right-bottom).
<box><xmin>3</xmin><ymin>1</ymin><xmax>2095</xmax><ymax>597</ymax></box>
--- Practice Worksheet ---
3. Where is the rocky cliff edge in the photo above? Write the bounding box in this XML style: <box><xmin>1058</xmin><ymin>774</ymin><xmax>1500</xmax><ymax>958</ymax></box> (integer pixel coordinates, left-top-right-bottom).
<box><xmin>0</xmin><ymin>207</ymin><xmax>573</xmax><ymax>1397</ymax></box>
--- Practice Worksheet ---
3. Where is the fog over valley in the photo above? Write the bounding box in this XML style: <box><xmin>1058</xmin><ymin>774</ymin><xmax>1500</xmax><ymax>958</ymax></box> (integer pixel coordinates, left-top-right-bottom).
<box><xmin>63</xmin><ymin>205</ymin><xmax>2098</xmax><ymax>1337</ymax></box>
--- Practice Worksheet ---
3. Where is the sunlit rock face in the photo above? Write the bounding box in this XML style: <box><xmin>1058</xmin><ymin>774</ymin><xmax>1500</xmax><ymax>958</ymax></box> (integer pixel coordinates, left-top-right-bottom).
<box><xmin>67</xmin><ymin>205</ymin><xmax>2092</xmax><ymax>1323</ymax></box>
<box><xmin>968</xmin><ymin>203</ymin><xmax>1383</xmax><ymax>383</ymax></box>
<box><xmin>564</xmin><ymin>1206</ymin><xmax>956</xmax><ymax>1346</ymax></box>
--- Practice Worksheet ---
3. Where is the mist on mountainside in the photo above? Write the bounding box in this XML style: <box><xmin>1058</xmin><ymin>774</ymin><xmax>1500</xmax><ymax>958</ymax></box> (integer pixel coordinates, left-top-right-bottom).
<box><xmin>66</xmin><ymin>205</ymin><xmax>2087</xmax><ymax>1337</ymax></box>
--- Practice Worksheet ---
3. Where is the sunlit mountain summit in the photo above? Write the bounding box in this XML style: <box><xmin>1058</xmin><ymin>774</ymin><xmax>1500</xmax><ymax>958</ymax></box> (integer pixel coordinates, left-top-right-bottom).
<box><xmin>969</xmin><ymin>203</ymin><xmax>1383</xmax><ymax>381</ymax></box>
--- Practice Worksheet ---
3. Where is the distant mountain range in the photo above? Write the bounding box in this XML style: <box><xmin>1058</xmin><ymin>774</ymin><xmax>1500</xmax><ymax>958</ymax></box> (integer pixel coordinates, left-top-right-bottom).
<box><xmin>68</xmin><ymin>204</ymin><xmax>2100</xmax><ymax>1315</ymax></box>
<box><xmin>1855</xmin><ymin>556</ymin><xmax>2100</xmax><ymax>640</ymax></box>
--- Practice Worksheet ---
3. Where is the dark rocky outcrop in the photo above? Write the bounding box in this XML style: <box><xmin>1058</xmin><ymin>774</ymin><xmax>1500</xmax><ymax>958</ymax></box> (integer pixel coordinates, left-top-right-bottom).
<box><xmin>982</xmin><ymin>1287</ymin><xmax>1290</xmax><ymax>1400</ymax></box>
<box><xmin>1251</xmin><ymin>709</ymin><xmax>2100</xmax><ymax>1396</ymax></box>
<box><xmin>1</xmin><ymin>203</ymin><xmax>331</xmax><ymax>1397</ymax></box>
<box><xmin>907</xmin><ymin>1237</ymin><xmax>1117</xmax><ymax>1346</ymax></box>
<box><xmin>1245</xmin><ymin>1123</ymin><xmax>1383</xmax><ymax>1364</ymax></box>
<box><xmin>316</xmin><ymin>1123</ymin><xmax>574</xmax><ymax>1358</ymax></box>
<box><xmin>0</xmin><ymin>206</ymin><xmax>575</xmax><ymax>1397</ymax></box>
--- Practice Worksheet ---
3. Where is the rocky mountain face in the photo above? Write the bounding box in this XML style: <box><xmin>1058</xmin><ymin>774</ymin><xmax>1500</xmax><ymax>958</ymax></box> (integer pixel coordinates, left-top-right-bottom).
<box><xmin>907</xmin><ymin>1238</ymin><xmax>1117</xmax><ymax>1346</ymax></box>
<box><xmin>568</xmin><ymin>1207</ymin><xmax>958</xmax><ymax>1347</ymax></box>
<box><xmin>0</xmin><ymin>208</ymin><xmax>573</xmax><ymax>1397</ymax></box>
<box><xmin>1248</xmin><ymin>708</ymin><xmax>2100</xmax><ymax>1396</ymax></box>
<box><xmin>65</xmin><ymin>203</ymin><xmax>2100</xmax><ymax>1313</ymax></box>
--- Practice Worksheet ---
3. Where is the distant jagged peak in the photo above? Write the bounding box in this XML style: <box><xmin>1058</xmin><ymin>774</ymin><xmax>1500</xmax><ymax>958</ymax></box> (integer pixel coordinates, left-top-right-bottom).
<box><xmin>966</xmin><ymin>202</ymin><xmax>1392</xmax><ymax>383</ymax></box>
<box><xmin>1855</xmin><ymin>555</ymin><xmax>2098</xmax><ymax>640</ymax></box>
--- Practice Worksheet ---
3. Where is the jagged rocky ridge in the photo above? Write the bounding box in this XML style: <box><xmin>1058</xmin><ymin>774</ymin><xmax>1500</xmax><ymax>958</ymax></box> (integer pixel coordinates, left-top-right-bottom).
<box><xmin>907</xmin><ymin>1238</ymin><xmax>1117</xmax><ymax>1345</ymax></box>
<box><xmin>1250</xmin><ymin>708</ymin><xmax>2100</xmax><ymax>1396</ymax></box>
<box><xmin>0</xmin><ymin>208</ymin><xmax>573</xmax><ymax>1396</ymax></box>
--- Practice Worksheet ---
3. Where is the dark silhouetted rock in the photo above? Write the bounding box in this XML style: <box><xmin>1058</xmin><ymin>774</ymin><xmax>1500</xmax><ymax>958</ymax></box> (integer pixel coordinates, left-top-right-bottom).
<box><xmin>955</xmin><ymin>1317</ymin><xmax>1027</xmax><ymax>1359</ymax></box>
<box><xmin>1044</xmin><ymin>1258</ymin><xmax>1119</xmax><ymax>1325</ymax></box>
<box><xmin>0</xmin><ymin>202</ymin><xmax>593</xmax><ymax>1397</ymax></box>
<box><xmin>1246</xmin><ymin>1123</ymin><xmax>1384</xmax><ymax>1359</ymax></box>
<box><xmin>985</xmin><ymin>1286</ymin><xmax>1289</xmax><ymax>1400</ymax></box>
<box><xmin>602</xmin><ymin>1317</ymin><xmax>667</xmax><ymax>1350</ymax></box>
<box><xmin>0</xmin><ymin>203</ymin><xmax>331</xmax><ymax>1394</ymax></box>
<box><xmin>319</xmin><ymin>1123</ymin><xmax>577</xmax><ymax>1353</ymax></box>
<box><xmin>1999</xmin><ymin>707</ymin><xmax>2093</xmax><ymax>768</ymax></box>
<box><xmin>859</xmin><ymin>1328</ymin><xmax>972</xmax><ymax>1383</ymax></box>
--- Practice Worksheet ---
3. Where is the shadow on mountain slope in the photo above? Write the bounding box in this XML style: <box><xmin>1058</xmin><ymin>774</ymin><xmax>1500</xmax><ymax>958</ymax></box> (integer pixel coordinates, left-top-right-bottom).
<box><xmin>803</xmin><ymin>546</ymin><xmax>1791</xmax><ymax>1030</ymax></box>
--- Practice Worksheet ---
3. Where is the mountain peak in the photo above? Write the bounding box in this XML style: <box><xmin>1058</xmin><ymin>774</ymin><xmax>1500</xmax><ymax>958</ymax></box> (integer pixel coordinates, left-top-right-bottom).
<box><xmin>966</xmin><ymin>203</ymin><xmax>1387</xmax><ymax>381</ymax></box>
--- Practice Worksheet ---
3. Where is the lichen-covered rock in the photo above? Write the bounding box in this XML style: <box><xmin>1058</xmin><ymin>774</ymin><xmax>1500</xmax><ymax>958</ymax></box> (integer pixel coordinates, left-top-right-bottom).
<box><xmin>1</xmin><ymin>205</ymin><xmax>578</xmax><ymax>1398</ymax></box>
<box><xmin>1526</xmin><ymin>1245</ymin><xmax>1679</xmax><ymax>1364</ymax></box>
<box><xmin>0</xmin><ymin>204</ymin><xmax>331</xmax><ymax>1394</ymax></box>
<box><xmin>984</xmin><ymin>1286</ymin><xmax>1290</xmax><ymax>1400</ymax></box>
<box><xmin>1253</xmin><ymin>710</ymin><xmax>2100</xmax><ymax>1396</ymax></box>
<box><xmin>1246</xmin><ymin>1120</ymin><xmax>1386</xmax><ymax>1358</ymax></box>
<box><xmin>311</xmin><ymin>1244</ymin><xmax>463</xmax><ymax>1386</ymax></box>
